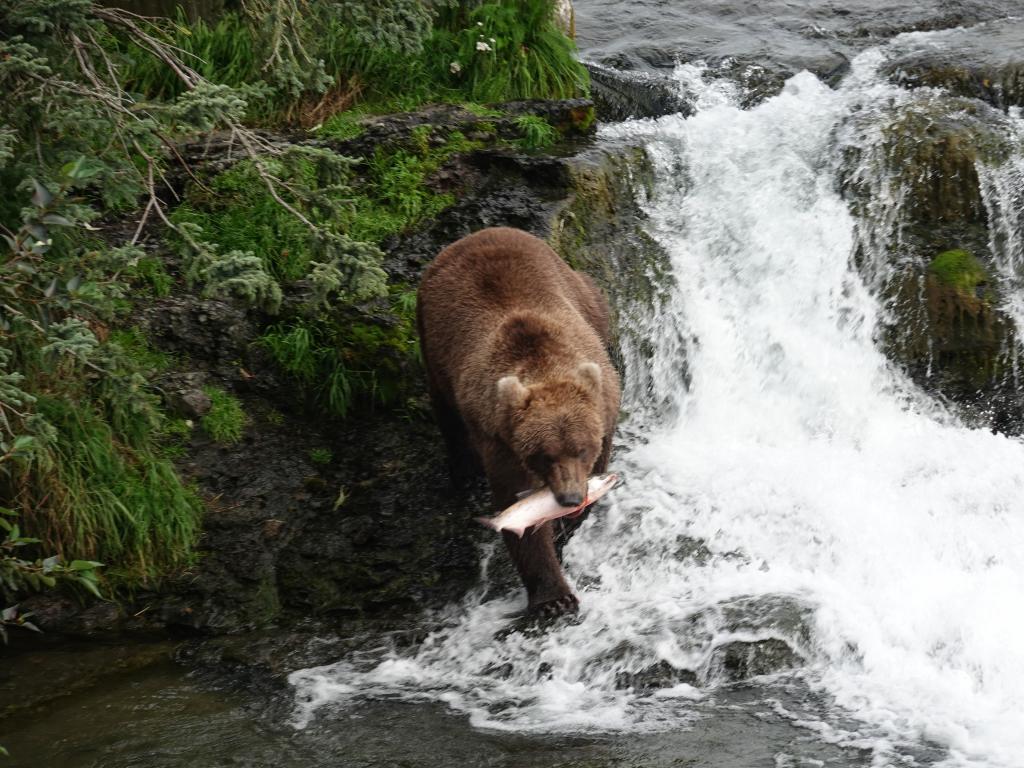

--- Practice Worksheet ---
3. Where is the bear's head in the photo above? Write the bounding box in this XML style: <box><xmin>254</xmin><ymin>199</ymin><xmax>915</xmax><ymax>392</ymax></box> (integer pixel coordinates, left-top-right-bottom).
<box><xmin>497</xmin><ymin>362</ymin><xmax>605</xmax><ymax>507</ymax></box>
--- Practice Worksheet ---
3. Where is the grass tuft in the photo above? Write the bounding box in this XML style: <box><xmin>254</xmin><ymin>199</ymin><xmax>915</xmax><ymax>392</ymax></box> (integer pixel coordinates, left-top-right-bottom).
<box><xmin>514</xmin><ymin>115</ymin><xmax>559</xmax><ymax>149</ymax></box>
<box><xmin>201</xmin><ymin>386</ymin><xmax>247</xmax><ymax>444</ymax></box>
<box><xmin>21</xmin><ymin>397</ymin><xmax>203</xmax><ymax>587</ymax></box>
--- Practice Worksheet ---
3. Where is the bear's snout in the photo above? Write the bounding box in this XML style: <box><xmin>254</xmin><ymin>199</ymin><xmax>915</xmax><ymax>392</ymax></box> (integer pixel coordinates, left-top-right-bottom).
<box><xmin>555</xmin><ymin>490</ymin><xmax>584</xmax><ymax>508</ymax></box>
<box><xmin>548</xmin><ymin>460</ymin><xmax>588</xmax><ymax>508</ymax></box>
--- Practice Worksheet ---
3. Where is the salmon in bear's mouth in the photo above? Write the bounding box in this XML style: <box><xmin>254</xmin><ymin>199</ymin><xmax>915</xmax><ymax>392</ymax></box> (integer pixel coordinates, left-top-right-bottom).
<box><xmin>475</xmin><ymin>473</ymin><xmax>619</xmax><ymax>537</ymax></box>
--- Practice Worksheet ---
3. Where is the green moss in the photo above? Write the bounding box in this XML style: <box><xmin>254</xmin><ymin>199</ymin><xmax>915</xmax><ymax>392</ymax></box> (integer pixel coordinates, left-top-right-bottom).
<box><xmin>571</xmin><ymin>104</ymin><xmax>597</xmax><ymax>132</ymax></box>
<box><xmin>928</xmin><ymin>249</ymin><xmax>988</xmax><ymax>291</ymax></box>
<box><xmin>200</xmin><ymin>386</ymin><xmax>247</xmax><ymax>444</ymax></box>
<box><xmin>158</xmin><ymin>417</ymin><xmax>193</xmax><ymax>459</ymax></box>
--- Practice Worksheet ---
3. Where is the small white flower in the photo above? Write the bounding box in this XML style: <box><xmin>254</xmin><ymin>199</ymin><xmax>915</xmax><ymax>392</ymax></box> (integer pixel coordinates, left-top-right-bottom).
<box><xmin>476</xmin><ymin>40</ymin><xmax>492</xmax><ymax>52</ymax></box>
<box><xmin>184</xmin><ymin>419</ymin><xmax>194</xmax><ymax>428</ymax></box>
<box><xmin>476</xmin><ymin>21</ymin><xmax>484</xmax><ymax>26</ymax></box>
<box><xmin>489</xmin><ymin>37</ymin><xmax>495</xmax><ymax>43</ymax></box>
<box><xmin>450</xmin><ymin>60</ymin><xmax>461</xmax><ymax>74</ymax></box>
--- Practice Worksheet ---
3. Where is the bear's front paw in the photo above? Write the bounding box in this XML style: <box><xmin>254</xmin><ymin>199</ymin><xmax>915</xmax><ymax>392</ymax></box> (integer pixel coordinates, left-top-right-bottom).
<box><xmin>529</xmin><ymin>592</ymin><xmax>579</xmax><ymax>618</ymax></box>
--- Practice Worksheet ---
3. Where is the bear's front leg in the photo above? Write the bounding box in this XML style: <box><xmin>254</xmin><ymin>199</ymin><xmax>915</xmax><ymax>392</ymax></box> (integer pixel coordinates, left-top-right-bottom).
<box><xmin>502</xmin><ymin>524</ymin><xmax>579</xmax><ymax>617</ymax></box>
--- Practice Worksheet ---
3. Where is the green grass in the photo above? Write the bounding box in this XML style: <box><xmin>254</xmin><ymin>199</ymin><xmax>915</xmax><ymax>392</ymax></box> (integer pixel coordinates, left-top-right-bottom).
<box><xmin>514</xmin><ymin>114</ymin><xmax>558</xmax><ymax>149</ymax></box>
<box><xmin>113</xmin><ymin>2</ymin><xmax>587</xmax><ymax>127</ymax></box>
<box><xmin>318</xmin><ymin>108</ymin><xmax>372</xmax><ymax>141</ymax></box>
<box><xmin>108</xmin><ymin>328</ymin><xmax>172</xmax><ymax>374</ymax></box>
<box><xmin>201</xmin><ymin>386</ymin><xmax>247</xmax><ymax>444</ymax></box>
<box><xmin>344</xmin><ymin>130</ymin><xmax>482</xmax><ymax>243</ymax></box>
<box><xmin>25</xmin><ymin>397</ymin><xmax>203</xmax><ymax>587</ymax></box>
<box><xmin>176</xmin><ymin>129</ymin><xmax>481</xmax><ymax>295</ymax></box>
<box><xmin>259</xmin><ymin>285</ymin><xmax>419</xmax><ymax>418</ymax></box>
<box><xmin>117</xmin><ymin>255</ymin><xmax>173</xmax><ymax>297</ymax></box>
<box><xmin>460</xmin><ymin>102</ymin><xmax>504</xmax><ymax>118</ymax></box>
<box><xmin>114</xmin><ymin>10</ymin><xmax>266</xmax><ymax>105</ymax></box>
<box><xmin>172</xmin><ymin>156</ymin><xmax>318</xmax><ymax>283</ymax></box>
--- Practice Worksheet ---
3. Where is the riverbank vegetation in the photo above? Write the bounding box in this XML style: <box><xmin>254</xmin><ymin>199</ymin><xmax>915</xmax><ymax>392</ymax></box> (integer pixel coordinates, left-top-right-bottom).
<box><xmin>0</xmin><ymin>0</ymin><xmax>587</xmax><ymax>618</ymax></box>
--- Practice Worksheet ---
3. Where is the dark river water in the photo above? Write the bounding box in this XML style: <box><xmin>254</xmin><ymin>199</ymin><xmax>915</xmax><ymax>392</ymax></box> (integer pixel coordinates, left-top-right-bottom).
<box><xmin>6</xmin><ymin>2</ymin><xmax>1024</xmax><ymax>767</ymax></box>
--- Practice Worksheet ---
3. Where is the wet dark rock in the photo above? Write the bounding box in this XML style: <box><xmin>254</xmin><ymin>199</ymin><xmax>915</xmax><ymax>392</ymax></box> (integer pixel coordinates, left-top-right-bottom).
<box><xmin>317</xmin><ymin>99</ymin><xmax>596</xmax><ymax>159</ymax></box>
<box><xmin>615</xmin><ymin>660</ymin><xmax>698</xmax><ymax>692</ymax></box>
<box><xmin>711</xmin><ymin>638</ymin><xmax>802</xmax><ymax>682</ymax></box>
<box><xmin>883</xmin><ymin>19</ymin><xmax>1024</xmax><ymax>111</ymax></box>
<box><xmin>135</xmin><ymin>294</ymin><xmax>257</xmax><ymax>380</ymax></box>
<box><xmin>586</xmin><ymin>62</ymin><xmax>692</xmax><ymax>121</ymax></box>
<box><xmin>162</xmin><ymin>372</ymin><xmax>213</xmax><ymax>418</ymax></box>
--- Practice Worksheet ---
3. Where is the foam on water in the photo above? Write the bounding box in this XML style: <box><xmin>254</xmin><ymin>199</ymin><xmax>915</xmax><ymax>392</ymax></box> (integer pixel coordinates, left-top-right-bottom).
<box><xmin>290</xmin><ymin>41</ymin><xmax>1024</xmax><ymax>768</ymax></box>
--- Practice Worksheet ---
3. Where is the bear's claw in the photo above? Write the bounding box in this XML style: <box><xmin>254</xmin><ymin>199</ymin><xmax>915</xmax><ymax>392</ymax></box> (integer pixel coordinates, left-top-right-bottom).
<box><xmin>529</xmin><ymin>593</ymin><xmax>579</xmax><ymax>618</ymax></box>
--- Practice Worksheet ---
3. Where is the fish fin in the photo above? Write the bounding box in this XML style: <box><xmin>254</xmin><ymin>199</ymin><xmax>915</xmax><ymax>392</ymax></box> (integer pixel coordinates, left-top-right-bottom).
<box><xmin>515</xmin><ymin>486</ymin><xmax>540</xmax><ymax>500</ymax></box>
<box><xmin>508</xmin><ymin>525</ymin><xmax>528</xmax><ymax>538</ymax></box>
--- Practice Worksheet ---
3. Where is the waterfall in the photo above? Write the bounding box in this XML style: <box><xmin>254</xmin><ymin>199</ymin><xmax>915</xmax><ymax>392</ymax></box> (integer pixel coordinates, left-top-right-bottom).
<box><xmin>290</xmin><ymin>45</ymin><xmax>1024</xmax><ymax>768</ymax></box>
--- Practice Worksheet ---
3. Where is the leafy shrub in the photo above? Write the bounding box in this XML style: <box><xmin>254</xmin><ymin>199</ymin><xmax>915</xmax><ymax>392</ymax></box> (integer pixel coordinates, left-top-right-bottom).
<box><xmin>172</xmin><ymin>146</ymin><xmax>388</xmax><ymax>308</ymax></box>
<box><xmin>1</xmin><ymin>508</ymin><xmax>102</xmax><ymax>642</ymax></box>
<box><xmin>1</xmin><ymin>170</ymin><xmax>202</xmax><ymax>588</ymax></box>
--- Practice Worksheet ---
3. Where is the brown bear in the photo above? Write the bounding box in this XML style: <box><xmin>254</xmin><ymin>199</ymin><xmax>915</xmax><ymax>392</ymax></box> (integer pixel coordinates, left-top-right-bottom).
<box><xmin>417</xmin><ymin>227</ymin><xmax>621</xmax><ymax>616</ymax></box>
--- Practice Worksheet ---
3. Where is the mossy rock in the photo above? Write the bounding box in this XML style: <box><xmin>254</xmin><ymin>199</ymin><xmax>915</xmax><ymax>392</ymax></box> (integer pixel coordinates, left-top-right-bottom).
<box><xmin>883</xmin><ymin>19</ymin><xmax>1024</xmax><ymax>111</ymax></box>
<box><xmin>883</xmin><ymin>248</ymin><xmax>1015</xmax><ymax>398</ymax></box>
<box><xmin>882</xmin><ymin>99</ymin><xmax>1012</xmax><ymax>225</ymax></box>
<box><xmin>547</xmin><ymin>143</ymin><xmax>671</xmax><ymax>360</ymax></box>
<box><xmin>928</xmin><ymin>248</ymin><xmax>988</xmax><ymax>293</ymax></box>
<box><xmin>842</xmin><ymin>95</ymin><xmax>1013</xmax><ymax>230</ymax></box>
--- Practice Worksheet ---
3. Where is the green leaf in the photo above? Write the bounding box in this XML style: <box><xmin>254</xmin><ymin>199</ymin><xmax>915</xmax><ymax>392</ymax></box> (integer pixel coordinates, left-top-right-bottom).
<box><xmin>62</xmin><ymin>156</ymin><xmax>105</xmax><ymax>182</ymax></box>
<box><xmin>69</xmin><ymin>559</ymin><xmax>103</xmax><ymax>571</ymax></box>
<box><xmin>78</xmin><ymin>577</ymin><xmax>102</xmax><ymax>599</ymax></box>
<box><xmin>11</xmin><ymin>436</ymin><xmax>35</xmax><ymax>453</ymax></box>
<box><xmin>31</xmin><ymin>179</ymin><xmax>52</xmax><ymax>208</ymax></box>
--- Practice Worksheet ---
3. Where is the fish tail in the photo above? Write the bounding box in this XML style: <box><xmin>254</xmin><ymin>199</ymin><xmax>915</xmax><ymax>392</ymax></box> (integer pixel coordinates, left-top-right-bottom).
<box><xmin>474</xmin><ymin>516</ymin><xmax>497</xmax><ymax>530</ymax></box>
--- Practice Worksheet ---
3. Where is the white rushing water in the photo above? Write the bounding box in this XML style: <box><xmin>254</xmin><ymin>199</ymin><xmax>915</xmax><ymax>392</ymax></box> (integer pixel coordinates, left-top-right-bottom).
<box><xmin>291</xmin><ymin>41</ymin><xmax>1024</xmax><ymax>768</ymax></box>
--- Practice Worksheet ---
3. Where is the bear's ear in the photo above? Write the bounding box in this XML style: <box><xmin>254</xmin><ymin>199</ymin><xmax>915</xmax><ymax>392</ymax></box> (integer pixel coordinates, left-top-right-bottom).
<box><xmin>497</xmin><ymin>375</ymin><xmax>530</xmax><ymax>411</ymax></box>
<box><xmin>576</xmin><ymin>361</ymin><xmax>602</xmax><ymax>396</ymax></box>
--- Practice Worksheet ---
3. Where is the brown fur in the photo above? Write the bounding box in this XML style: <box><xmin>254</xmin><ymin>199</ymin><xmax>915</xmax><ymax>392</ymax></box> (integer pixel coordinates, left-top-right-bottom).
<box><xmin>417</xmin><ymin>227</ymin><xmax>621</xmax><ymax>615</ymax></box>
